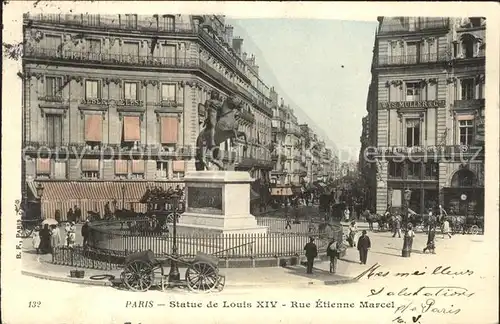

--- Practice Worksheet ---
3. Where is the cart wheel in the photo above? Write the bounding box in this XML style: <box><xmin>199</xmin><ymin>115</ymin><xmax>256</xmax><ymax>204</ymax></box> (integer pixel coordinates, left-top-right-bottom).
<box><xmin>121</xmin><ymin>260</ymin><xmax>154</xmax><ymax>292</ymax></box>
<box><xmin>470</xmin><ymin>225</ymin><xmax>479</xmax><ymax>235</ymax></box>
<box><xmin>185</xmin><ymin>261</ymin><xmax>218</xmax><ymax>293</ymax></box>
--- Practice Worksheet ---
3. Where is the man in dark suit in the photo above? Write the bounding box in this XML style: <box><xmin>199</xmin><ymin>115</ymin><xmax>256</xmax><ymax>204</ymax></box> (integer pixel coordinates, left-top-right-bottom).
<box><xmin>357</xmin><ymin>230</ymin><xmax>371</xmax><ymax>265</ymax></box>
<box><xmin>304</xmin><ymin>237</ymin><xmax>318</xmax><ymax>274</ymax></box>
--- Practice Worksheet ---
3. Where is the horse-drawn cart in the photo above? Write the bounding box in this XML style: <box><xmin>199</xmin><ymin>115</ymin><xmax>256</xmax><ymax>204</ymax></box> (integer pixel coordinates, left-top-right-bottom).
<box><xmin>121</xmin><ymin>250</ymin><xmax>225</xmax><ymax>293</ymax></box>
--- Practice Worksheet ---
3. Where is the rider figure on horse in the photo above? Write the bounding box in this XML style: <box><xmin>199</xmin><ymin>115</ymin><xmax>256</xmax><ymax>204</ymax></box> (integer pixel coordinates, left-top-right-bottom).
<box><xmin>204</xmin><ymin>90</ymin><xmax>224</xmax><ymax>147</ymax></box>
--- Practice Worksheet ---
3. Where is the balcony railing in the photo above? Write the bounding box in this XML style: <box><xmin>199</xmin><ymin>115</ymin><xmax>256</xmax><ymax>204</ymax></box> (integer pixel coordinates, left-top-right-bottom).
<box><xmin>378</xmin><ymin>18</ymin><xmax>449</xmax><ymax>34</ymax></box>
<box><xmin>24</xmin><ymin>47</ymin><xmax>200</xmax><ymax>69</ymax></box>
<box><xmin>453</xmin><ymin>99</ymin><xmax>485</xmax><ymax>110</ymax></box>
<box><xmin>377</xmin><ymin>53</ymin><xmax>446</xmax><ymax>66</ymax></box>
<box><xmin>24</xmin><ymin>13</ymin><xmax>196</xmax><ymax>35</ymax></box>
<box><xmin>23</xmin><ymin>142</ymin><xmax>195</xmax><ymax>157</ymax></box>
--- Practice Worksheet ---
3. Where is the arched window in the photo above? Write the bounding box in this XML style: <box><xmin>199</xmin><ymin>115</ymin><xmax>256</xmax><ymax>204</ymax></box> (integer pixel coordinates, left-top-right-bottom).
<box><xmin>460</xmin><ymin>34</ymin><xmax>476</xmax><ymax>58</ymax></box>
<box><xmin>451</xmin><ymin>169</ymin><xmax>476</xmax><ymax>187</ymax></box>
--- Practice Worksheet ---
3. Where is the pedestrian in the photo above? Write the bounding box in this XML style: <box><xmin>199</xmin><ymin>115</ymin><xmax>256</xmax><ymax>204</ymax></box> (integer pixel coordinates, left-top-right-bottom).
<box><xmin>348</xmin><ymin>221</ymin><xmax>358</xmax><ymax>247</ymax></box>
<box><xmin>357</xmin><ymin>230</ymin><xmax>371</xmax><ymax>265</ymax></box>
<box><xmin>55</xmin><ymin>209</ymin><xmax>61</xmax><ymax>223</ymax></box>
<box><xmin>74</xmin><ymin>205</ymin><xmax>82</xmax><ymax>223</ymax></box>
<box><xmin>67</xmin><ymin>222</ymin><xmax>76</xmax><ymax>247</ymax></box>
<box><xmin>406</xmin><ymin>223</ymin><xmax>415</xmax><ymax>243</ymax></box>
<box><xmin>104</xmin><ymin>202</ymin><xmax>111</xmax><ymax>220</ymax></box>
<box><xmin>423</xmin><ymin>226</ymin><xmax>436</xmax><ymax>254</ymax></box>
<box><xmin>284</xmin><ymin>214</ymin><xmax>292</xmax><ymax>230</ymax></box>
<box><xmin>50</xmin><ymin>224</ymin><xmax>61</xmax><ymax>252</ymax></box>
<box><xmin>32</xmin><ymin>226</ymin><xmax>41</xmax><ymax>254</ymax></box>
<box><xmin>81</xmin><ymin>219</ymin><xmax>90</xmax><ymax>247</ymax></box>
<box><xmin>303</xmin><ymin>237</ymin><xmax>318</xmax><ymax>274</ymax></box>
<box><xmin>39</xmin><ymin>224</ymin><xmax>51</xmax><ymax>254</ymax></box>
<box><xmin>343</xmin><ymin>207</ymin><xmax>350</xmax><ymax>222</ymax></box>
<box><xmin>442</xmin><ymin>218</ymin><xmax>452</xmax><ymax>239</ymax></box>
<box><xmin>67</xmin><ymin>208</ymin><xmax>74</xmax><ymax>223</ymax></box>
<box><xmin>392</xmin><ymin>215</ymin><xmax>402</xmax><ymax>238</ymax></box>
<box><xmin>327</xmin><ymin>237</ymin><xmax>343</xmax><ymax>274</ymax></box>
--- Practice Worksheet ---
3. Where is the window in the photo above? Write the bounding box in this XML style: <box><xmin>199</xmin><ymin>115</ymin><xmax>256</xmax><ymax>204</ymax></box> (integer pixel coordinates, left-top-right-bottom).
<box><xmin>405</xmin><ymin>82</ymin><xmax>421</xmax><ymax>101</ymax></box>
<box><xmin>156</xmin><ymin>162</ymin><xmax>168</xmax><ymax>178</ymax></box>
<box><xmin>85</xmin><ymin>80</ymin><xmax>101</xmax><ymax>99</ymax></box>
<box><xmin>161</xmin><ymin>45</ymin><xmax>177</xmax><ymax>65</ymax></box>
<box><xmin>46</xmin><ymin>35</ymin><xmax>62</xmax><ymax>56</ymax></box>
<box><xmin>124</xmin><ymin>82</ymin><xmax>138</xmax><ymax>100</ymax></box>
<box><xmin>161</xmin><ymin>84</ymin><xmax>176</xmax><ymax>101</ymax></box>
<box><xmin>87</xmin><ymin>39</ymin><xmax>101</xmax><ymax>60</ymax></box>
<box><xmin>406</xmin><ymin>42</ymin><xmax>419</xmax><ymax>64</ymax></box>
<box><xmin>123</xmin><ymin>14</ymin><xmax>137</xmax><ymax>29</ymax></box>
<box><xmin>406</xmin><ymin>119</ymin><xmax>420</xmax><ymax>147</ymax></box>
<box><xmin>461</xmin><ymin>79</ymin><xmax>474</xmax><ymax>100</ymax></box>
<box><xmin>407</xmin><ymin>162</ymin><xmax>421</xmax><ymax>179</ymax></box>
<box><xmin>461</xmin><ymin>36</ymin><xmax>475</xmax><ymax>58</ymax></box>
<box><xmin>45</xmin><ymin>76</ymin><xmax>62</xmax><ymax>99</ymax></box>
<box><xmin>425</xmin><ymin>163</ymin><xmax>439</xmax><ymax>180</ymax></box>
<box><xmin>54</xmin><ymin>161</ymin><xmax>67</xmax><ymax>179</ymax></box>
<box><xmin>163</xmin><ymin>15</ymin><xmax>175</xmax><ymax>31</ymax></box>
<box><xmin>459</xmin><ymin>120</ymin><xmax>474</xmax><ymax>145</ymax></box>
<box><xmin>46</xmin><ymin>114</ymin><xmax>63</xmax><ymax>147</ymax></box>
<box><xmin>81</xmin><ymin>159</ymin><xmax>100</xmax><ymax>179</ymax></box>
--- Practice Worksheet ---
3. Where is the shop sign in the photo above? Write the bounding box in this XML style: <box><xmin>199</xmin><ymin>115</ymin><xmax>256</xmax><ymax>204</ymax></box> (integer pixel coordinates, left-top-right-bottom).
<box><xmin>379</xmin><ymin>100</ymin><xmax>446</xmax><ymax>109</ymax></box>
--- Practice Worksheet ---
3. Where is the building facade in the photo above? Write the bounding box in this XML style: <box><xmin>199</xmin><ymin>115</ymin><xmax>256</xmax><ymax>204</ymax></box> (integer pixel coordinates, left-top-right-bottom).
<box><xmin>22</xmin><ymin>13</ymin><xmax>275</xmax><ymax>218</ymax></box>
<box><xmin>370</xmin><ymin>17</ymin><xmax>485</xmax><ymax>216</ymax></box>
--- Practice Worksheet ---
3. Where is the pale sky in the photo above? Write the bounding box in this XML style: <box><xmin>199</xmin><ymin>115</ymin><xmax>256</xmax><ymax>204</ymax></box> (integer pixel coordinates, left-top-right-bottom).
<box><xmin>227</xmin><ymin>18</ymin><xmax>379</xmax><ymax>160</ymax></box>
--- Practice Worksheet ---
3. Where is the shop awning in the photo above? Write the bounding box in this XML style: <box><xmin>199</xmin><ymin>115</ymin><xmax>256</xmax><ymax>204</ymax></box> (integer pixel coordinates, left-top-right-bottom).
<box><xmin>28</xmin><ymin>180</ymin><xmax>185</xmax><ymax>201</ymax></box>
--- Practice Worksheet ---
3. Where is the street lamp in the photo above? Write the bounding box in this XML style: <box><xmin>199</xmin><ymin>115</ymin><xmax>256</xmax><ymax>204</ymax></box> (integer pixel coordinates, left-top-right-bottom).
<box><xmin>121</xmin><ymin>184</ymin><xmax>126</xmax><ymax>210</ymax></box>
<box><xmin>168</xmin><ymin>192</ymin><xmax>181</xmax><ymax>282</ymax></box>
<box><xmin>36</xmin><ymin>183</ymin><xmax>45</xmax><ymax>219</ymax></box>
<box><xmin>402</xmin><ymin>188</ymin><xmax>412</xmax><ymax>258</ymax></box>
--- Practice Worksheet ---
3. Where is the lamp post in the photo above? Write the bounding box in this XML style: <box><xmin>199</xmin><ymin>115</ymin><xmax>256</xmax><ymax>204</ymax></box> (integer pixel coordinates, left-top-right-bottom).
<box><xmin>36</xmin><ymin>183</ymin><xmax>45</xmax><ymax>219</ymax></box>
<box><xmin>121</xmin><ymin>184</ymin><xmax>126</xmax><ymax>210</ymax></box>
<box><xmin>402</xmin><ymin>188</ymin><xmax>412</xmax><ymax>258</ymax></box>
<box><xmin>168</xmin><ymin>192</ymin><xmax>181</xmax><ymax>282</ymax></box>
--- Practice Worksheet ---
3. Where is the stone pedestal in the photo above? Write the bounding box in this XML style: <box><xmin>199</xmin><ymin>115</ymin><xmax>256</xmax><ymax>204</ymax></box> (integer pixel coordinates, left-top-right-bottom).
<box><xmin>177</xmin><ymin>171</ymin><xmax>268</xmax><ymax>235</ymax></box>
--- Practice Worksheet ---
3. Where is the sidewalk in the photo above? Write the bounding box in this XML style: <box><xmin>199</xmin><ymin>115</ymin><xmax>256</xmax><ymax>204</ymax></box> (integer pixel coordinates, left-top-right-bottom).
<box><xmin>21</xmin><ymin>249</ymin><xmax>356</xmax><ymax>289</ymax></box>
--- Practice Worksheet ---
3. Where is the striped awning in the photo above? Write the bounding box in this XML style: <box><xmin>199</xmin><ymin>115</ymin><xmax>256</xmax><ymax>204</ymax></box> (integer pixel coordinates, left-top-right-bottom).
<box><xmin>28</xmin><ymin>181</ymin><xmax>185</xmax><ymax>201</ymax></box>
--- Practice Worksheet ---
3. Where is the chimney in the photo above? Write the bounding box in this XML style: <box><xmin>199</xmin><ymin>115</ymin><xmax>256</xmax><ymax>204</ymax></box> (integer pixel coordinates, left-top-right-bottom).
<box><xmin>225</xmin><ymin>25</ymin><xmax>234</xmax><ymax>45</ymax></box>
<box><xmin>242</xmin><ymin>52</ymin><xmax>248</xmax><ymax>61</ymax></box>
<box><xmin>232</xmin><ymin>37</ymin><xmax>243</xmax><ymax>56</ymax></box>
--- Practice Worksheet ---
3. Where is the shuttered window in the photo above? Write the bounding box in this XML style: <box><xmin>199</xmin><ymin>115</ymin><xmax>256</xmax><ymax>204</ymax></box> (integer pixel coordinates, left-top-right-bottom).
<box><xmin>115</xmin><ymin>159</ymin><xmax>129</xmax><ymax>175</ymax></box>
<box><xmin>81</xmin><ymin>159</ymin><xmax>100</xmax><ymax>171</ymax></box>
<box><xmin>85</xmin><ymin>114</ymin><xmax>102</xmax><ymax>142</ymax></box>
<box><xmin>156</xmin><ymin>162</ymin><xmax>168</xmax><ymax>179</ymax></box>
<box><xmin>161</xmin><ymin>84</ymin><xmax>176</xmax><ymax>101</ymax></box>
<box><xmin>46</xmin><ymin>114</ymin><xmax>63</xmax><ymax>147</ymax></box>
<box><xmin>122</xmin><ymin>116</ymin><xmax>141</xmax><ymax>142</ymax></box>
<box><xmin>131</xmin><ymin>160</ymin><xmax>144</xmax><ymax>173</ymax></box>
<box><xmin>54</xmin><ymin>161</ymin><xmax>67</xmax><ymax>179</ymax></box>
<box><xmin>160</xmin><ymin>116</ymin><xmax>178</xmax><ymax>144</ymax></box>
<box><xmin>36</xmin><ymin>158</ymin><xmax>51</xmax><ymax>175</ymax></box>
<box><xmin>172</xmin><ymin>160</ymin><xmax>185</xmax><ymax>172</ymax></box>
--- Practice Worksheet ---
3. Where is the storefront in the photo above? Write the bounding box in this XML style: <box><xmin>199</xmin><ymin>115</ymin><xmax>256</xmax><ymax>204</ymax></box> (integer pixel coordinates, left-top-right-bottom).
<box><xmin>442</xmin><ymin>168</ymin><xmax>484</xmax><ymax>216</ymax></box>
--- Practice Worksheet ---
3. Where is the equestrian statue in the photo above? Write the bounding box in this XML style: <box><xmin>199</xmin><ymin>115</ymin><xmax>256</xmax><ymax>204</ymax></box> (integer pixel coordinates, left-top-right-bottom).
<box><xmin>195</xmin><ymin>91</ymin><xmax>248</xmax><ymax>171</ymax></box>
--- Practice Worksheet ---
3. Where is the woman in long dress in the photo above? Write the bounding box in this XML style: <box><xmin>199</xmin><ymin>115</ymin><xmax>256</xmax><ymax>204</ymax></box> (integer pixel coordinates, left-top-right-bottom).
<box><xmin>39</xmin><ymin>224</ymin><xmax>51</xmax><ymax>254</ymax></box>
<box><xmin>442</xmin><ymin>218</ymin><xmax>451</xmax><ymax>239</ymax></box>
<box><xmin>50</xmin><ymin>225</ymin><xmax>61</xmax><ymax>252</ymax></box>
<box><xmin>32</xmin><ymin>227</ymin><xmax>41</xmax><ymax>254</ymax></box>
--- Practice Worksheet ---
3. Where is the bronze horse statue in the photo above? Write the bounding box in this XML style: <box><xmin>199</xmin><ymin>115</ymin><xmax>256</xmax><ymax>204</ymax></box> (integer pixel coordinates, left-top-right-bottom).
<box><xmin>195</xmin><ymin>94</ymin><xmax>248</xmax><ymax>171</ymax></box>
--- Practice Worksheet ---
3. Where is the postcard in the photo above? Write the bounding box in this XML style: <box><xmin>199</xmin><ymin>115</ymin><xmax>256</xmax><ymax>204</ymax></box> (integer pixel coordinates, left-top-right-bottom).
<box><xmin>2</xmin><ymin>1</ymin><xmax>499</xmax><ymax>324</ymax></box>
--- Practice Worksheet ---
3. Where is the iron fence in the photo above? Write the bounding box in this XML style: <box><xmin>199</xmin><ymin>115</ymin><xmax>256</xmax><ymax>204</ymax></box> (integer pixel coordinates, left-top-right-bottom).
<box><xmin>86</xmin><ymin>218</ymin><xmax>341</xmax><ymax>259</ymax></box>
<box><xmin>52</xmin><ymin>245</ymin><xmax>124</xmax><ymax>270</ymax></box>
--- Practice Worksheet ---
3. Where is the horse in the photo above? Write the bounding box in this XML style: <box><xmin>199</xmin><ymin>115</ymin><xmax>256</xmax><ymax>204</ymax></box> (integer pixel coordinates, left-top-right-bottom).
<box><xmin>195</xmin><ymin>95</ymin><xmax>248</xmax><ymax>171</ymax></box>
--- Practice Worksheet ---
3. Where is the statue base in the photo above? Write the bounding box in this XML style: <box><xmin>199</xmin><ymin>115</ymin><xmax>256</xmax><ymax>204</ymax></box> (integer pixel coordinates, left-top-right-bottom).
<box><xmin>177</xmin><ymin>171</ymin><xmax>268</xmax><ymax>236</ymax></box>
